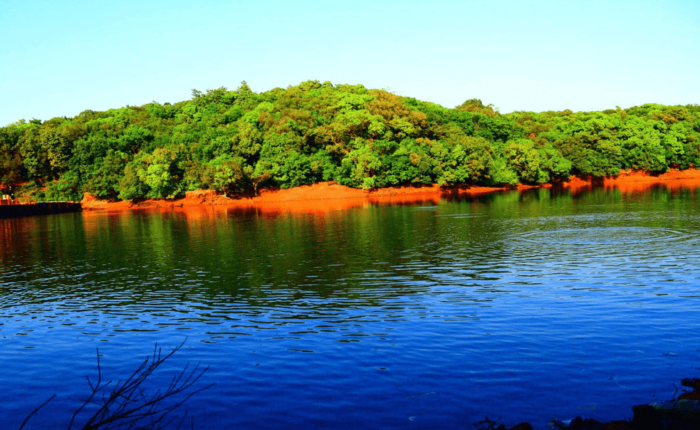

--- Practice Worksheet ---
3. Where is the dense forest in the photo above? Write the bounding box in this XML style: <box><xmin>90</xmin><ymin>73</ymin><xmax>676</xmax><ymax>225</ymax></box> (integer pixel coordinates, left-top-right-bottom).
<box><xmin>1</xmin><ymin>80</ymin><xmax>699</xmax><ymax>202</ymax></box>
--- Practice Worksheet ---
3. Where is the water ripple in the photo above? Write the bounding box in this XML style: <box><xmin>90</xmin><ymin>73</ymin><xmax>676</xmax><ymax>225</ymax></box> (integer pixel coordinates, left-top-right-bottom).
<box><xmin>2</xmin><ymin>187</ymin><xmax>700</xmax><ymax>429</ymax></box>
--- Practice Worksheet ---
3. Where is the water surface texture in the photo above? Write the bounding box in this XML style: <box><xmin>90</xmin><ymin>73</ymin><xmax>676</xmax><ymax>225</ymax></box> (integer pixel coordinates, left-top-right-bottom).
<box><xmin>2</xmin><ymin>186</ymin><xmax>700</xmax><ymax>429</ymax></box>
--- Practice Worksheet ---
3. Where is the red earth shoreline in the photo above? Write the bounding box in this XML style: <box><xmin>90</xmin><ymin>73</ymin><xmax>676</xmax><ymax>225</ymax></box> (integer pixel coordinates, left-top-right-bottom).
<box><xmin>80</xmin><ymin>168</ymin><xmax>700</xmax><ymax>215</ymax></box>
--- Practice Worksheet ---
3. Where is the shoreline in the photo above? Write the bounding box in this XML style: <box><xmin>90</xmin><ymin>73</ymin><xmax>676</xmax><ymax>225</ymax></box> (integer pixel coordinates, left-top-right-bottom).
<box><xmin>498</xmin><ymin>377</ymin><xmax>700</xmax><ymax>430</ymax></box>
<box><xmin>79</xmin><ymin>168</ymin><xmax>700</xmax><ymax>215</ymax></box>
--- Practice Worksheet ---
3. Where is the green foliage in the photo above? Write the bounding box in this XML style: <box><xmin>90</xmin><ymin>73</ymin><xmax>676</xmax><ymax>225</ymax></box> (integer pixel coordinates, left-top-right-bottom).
<box><xmin>505</xmin><ymin>139</ymin><xmax>549</xmax><ymax>183</ymax></box>
<box><xmin>44</xmin><ymin>171</ymin><xmax>81</xmax><ymax>201</ymax></box>
<box><xmin>208</xmin><ymin>154</ymin><xmax>251</xmax><ymax>193</ymax></box>
<box><xmin>503</xmin><ymin>139</ymin><xmax>572</xmax><ymax>184</ymax></box>
<box><xmin>117</xmin><ymin>147</ymin><xmax>185</xmax><ymax>201</ymax></box>
<box><xmin>1</xmin><ymin>82</ymin><xmax>697</xmax><ymax>201</ymax></box>
<box><xmin>488</xmin><ymin>156</ymin><xmax>519</xmax><ymax>186</ymax></box>
<box><xmin>0</xmin><ymin>127</ymin><xmax>23</xmax><ymax>192</ymax></box>
<box><xmin>118</xmin><ymin>155</ymin><xmax>150</xmax><ymax>201</ymax></box>
<box><xmin>85</xmin><ymin>150</ymin><xmax>130</xmax><ymax>199</ymax></box>
<box><xmin>618</xmin><ymin>117</ymin><xmax>666</xmax><ymax>172</ymax></box>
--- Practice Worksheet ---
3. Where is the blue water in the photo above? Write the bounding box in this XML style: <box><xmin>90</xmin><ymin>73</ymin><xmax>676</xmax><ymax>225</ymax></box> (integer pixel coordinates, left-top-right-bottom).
<box><xmin>1</xmin><ymin>186</ymin><xmax>700</xmax><ymax>429</ymax></box>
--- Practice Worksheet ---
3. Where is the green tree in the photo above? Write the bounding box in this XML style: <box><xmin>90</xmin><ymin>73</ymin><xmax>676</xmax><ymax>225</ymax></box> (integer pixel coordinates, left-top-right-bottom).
<box><xmin>86</xmin><ymin>150</ymin><xmax>130</xmax><ymax>199</ymax></box>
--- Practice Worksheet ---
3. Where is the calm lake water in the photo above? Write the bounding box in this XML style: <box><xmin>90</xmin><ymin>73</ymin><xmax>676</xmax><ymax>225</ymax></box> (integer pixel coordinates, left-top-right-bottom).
<box><xmin>2</xmin><ymin>185</ymin><xmax>700</xmax><ymax>429</ymax></box>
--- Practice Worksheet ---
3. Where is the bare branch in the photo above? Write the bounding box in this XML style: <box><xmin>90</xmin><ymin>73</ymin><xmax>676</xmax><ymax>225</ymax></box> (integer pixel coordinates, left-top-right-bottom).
<box><xmin>68</xmin><ymin>349</ymin><xmax>105</xmax><ymax>430</ymax></box>
<box><xmin>75</xmin><ymin>339</ymin><xmax>212</xmax><ymax>430</ymax></box>
<box><xmin>20</xmin><ymin>340</ymin><xmax>211</xmax><ymax>430</ymax></box>
<box><xmin>19</xmin><ymin>393</ymin><xmax>56</xmax><ymax>430</ymax></box>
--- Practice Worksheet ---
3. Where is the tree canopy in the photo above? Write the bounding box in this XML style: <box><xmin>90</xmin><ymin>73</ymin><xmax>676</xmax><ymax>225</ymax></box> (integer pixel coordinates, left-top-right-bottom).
<box><xmin>2</xmin><ymin>81</ymin><xmax>699</xmax><ymax>201</ymax></box>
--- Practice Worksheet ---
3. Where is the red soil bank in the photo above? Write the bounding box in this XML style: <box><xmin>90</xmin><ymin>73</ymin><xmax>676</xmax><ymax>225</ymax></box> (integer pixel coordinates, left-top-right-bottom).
<box><xmin>81</xmin><ymin>182</ymin><xmax>508</xmax><ymax>215</ymax></box>
<box><xmin>562</xmin><ymin>167</ymin><xmax>700</xmax><ymax>194</ymax></box>
<box><xmin>80</xmin><ymin>168</ymin><xmax>700</xmax><ymax>216</ymax></box>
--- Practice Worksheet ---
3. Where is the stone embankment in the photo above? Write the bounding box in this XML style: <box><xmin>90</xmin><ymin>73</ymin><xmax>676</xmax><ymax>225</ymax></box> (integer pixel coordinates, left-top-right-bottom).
<box><xmin>0</xmin><ymin>201</ymin><xmax>81</xmax><ymax>218</ymax></box>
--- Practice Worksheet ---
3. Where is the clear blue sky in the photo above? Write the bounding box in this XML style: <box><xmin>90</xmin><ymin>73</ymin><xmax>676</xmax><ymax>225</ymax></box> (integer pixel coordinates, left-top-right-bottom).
<box><xmin>1</xmin><ymin>0</ymin><xmax>699</xmax><ymax>125</ymax></box>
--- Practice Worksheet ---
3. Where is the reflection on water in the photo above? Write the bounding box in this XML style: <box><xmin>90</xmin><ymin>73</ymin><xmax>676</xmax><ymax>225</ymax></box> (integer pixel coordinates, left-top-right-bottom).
<box><xmin>2</xmin><ymin>183</ymin><xmax>700</xmax><ymax>429</ymax></box>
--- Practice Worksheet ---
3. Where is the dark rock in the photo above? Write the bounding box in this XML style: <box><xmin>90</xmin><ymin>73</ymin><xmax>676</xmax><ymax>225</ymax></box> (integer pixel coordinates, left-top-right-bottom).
<box><xmin>567</xmin><ymin>417</ymin><xmax>586</xmax><ymax>430</ymax></box>
<box><xmin>549</xmin><ymin>419</ymin><xmax>570</xmax><ymax>429</ymax></box>
<box><xmin>549</xmin><ymin>417</ymin><xmax>606</xmax><ymax>430</ymax></box>
<box><xmin>678</xmin><ymin>391</ymin><xmax>700</xmax><ymax>401</ymax></box>
<box><xmin>602</xmin><ymin>421</ymin><xmax>633</xmax><ymax>430</ymax></box>
<box><xmin>631</xmin><ymin>404</ymin><xmax>663</xmax><ymax>430</ymax></box>
<box><xmin>509</xmin><ymin>423</ymin><xmax>533</xmax><ymax>430</ymax></box>
<box><xmin>678</xmin><ymin>377</ymin><xmax>700</xmax><ymax>401</ymax></box>
<box><xmin>473</xmin><ymin>417</ymin><xmax>507</xmax><ymax>430</ymax></box>
<box><xmin>565</xmin><ymin>417</ymin><xmax>605</xmax><ymax>430</ymax></box>
<box><xmin>680</xmin><ymin>378</ymin><xmax>700</xmax><ymax>390</ymax></box>
<box><xmin>653</xmin><ymin>399</ymin><xmax>700</xmax><ymax>422</ymax></box>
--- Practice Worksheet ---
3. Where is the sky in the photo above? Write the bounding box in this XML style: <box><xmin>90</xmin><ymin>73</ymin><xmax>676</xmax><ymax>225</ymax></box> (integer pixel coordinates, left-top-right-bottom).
<box><xmin>1</xmin><ymin>0</ymin><xmax>699</xmax><ymax>125</ymax></box>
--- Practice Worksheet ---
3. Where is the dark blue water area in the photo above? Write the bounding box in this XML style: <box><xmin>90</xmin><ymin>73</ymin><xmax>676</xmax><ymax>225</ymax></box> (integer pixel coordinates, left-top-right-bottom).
<box><xmin>2</xmin><ymin>186</ymin><xmax>700</xmax><ymax>429</ymax></box>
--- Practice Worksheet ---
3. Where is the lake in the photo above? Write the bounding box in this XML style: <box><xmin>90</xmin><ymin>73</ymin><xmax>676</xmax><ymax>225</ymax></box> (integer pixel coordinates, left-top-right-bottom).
<box><xmin>2</xmin><ymin>184</ymin><xmax>700</xmax><ymax>429</ymax></box>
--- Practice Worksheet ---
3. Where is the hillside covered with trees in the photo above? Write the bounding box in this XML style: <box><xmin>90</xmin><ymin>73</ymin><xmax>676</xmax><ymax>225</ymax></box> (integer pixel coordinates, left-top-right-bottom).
<box><xmin>1</xmin><ymin>80</ymin><xmax>699</xmax><ymax>202</ymax></box>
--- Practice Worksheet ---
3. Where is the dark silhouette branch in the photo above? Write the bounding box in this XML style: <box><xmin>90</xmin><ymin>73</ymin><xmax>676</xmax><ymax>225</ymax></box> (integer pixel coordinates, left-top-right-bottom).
<box><xmin>22</xmin><ymin>339</ymin><xmax>213</xmax><ymax>430</ymax></box>
<box><xmin>19</xmin><ymin>394</ymin><xmax>56</xmax><ymax>430</ymax></box>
